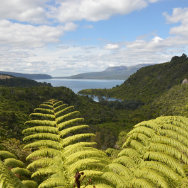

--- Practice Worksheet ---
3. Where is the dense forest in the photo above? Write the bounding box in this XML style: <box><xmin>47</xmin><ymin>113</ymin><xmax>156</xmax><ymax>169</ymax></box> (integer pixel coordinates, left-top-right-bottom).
<box><xmin>0</xmin><ymin>54</ymin><xmax>188</xmax><ymax>187</ymax></box>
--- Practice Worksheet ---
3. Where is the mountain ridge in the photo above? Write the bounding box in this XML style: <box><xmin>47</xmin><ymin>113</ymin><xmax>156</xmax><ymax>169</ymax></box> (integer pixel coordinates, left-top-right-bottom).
<box><xmin>58</xmin><ymin>64</ymin><xmax>152</xmax><ymax>80</ymax></box>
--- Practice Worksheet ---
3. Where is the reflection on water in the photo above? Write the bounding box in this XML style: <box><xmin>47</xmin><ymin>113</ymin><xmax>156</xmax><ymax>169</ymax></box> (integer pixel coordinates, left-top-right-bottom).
<box><xmin>80</xmin><ymin>94</ymin><xmax>122</xmax><ymax>102</ymax></box>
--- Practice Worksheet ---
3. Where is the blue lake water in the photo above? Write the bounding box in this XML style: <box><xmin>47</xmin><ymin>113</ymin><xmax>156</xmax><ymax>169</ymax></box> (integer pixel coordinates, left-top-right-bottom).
<box><xmin>36</xmin><ymin>78</ymin><xmax>124</xmax><ymax>93</ymax></box>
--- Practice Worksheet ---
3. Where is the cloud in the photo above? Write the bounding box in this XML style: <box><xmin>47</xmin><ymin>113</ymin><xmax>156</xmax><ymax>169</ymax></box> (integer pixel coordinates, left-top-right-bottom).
<box><xmin>51</xmin><ymin>0</ymin><xmax>159</xmax><ymax>22</ymax></box>
<box><xmin>0</xmin><ymin>0</ymin><xmax>48</xmax><ymax>24</ymax></box>
<box><xmin>0</xmin><ymin>0</ymin><xmax>159</xmax><ymax>24</ymax></box>
<box><xmin>0</xmin><ymin>20</ymin><xmax>77</xmax><ymax>48</ymax></box>
<box><xmin>0</xmin><ymin>2</ymin><xmax>187</xmax><ymax>77</ymax></box>
<box><xmin>164</xmin><ymin>8</ymin><xmax>188</xmax><ymax>37</ymax></box>
<box><xmin>63</xmin><ymin>22</ymin><xmax>77</xmax><ymax>31</ymax></box>
<box><xmin>84</xmin><ymin>25</ymin><xmax>94</xmax><ymax>29</ymax></box>
<box><xmin>105</xmin><ymin>43</ymin><xmax>120</xmax><ymax>50</ymax></box>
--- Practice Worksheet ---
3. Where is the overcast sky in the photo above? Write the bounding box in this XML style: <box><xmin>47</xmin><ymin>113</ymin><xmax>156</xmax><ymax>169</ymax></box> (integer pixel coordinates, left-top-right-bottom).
<box><xmin>0</xmin><ymin>0</ymin><xmax>188</xmax><ymax>76</ymax></box>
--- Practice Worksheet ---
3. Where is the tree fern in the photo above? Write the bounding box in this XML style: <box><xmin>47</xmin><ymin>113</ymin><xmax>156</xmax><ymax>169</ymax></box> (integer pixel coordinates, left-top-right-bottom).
<box><xmin>101</xmin><ymin>116</ymin><xmax>188</xmax><ymax>188</ymax></box>
<box><xmin>0</xmin><ymin>160</ymin><xmax>24</xmax><ymax>188</ymax></box>
<box><xmin>23</xmin><ymin>99</ymin><xmax>109</xmax><ymax>187</ymax></box>
<box><xmin>0</xmin><ymin>150</ymin><xmax>37</xmax><ymax>188</ymax></box>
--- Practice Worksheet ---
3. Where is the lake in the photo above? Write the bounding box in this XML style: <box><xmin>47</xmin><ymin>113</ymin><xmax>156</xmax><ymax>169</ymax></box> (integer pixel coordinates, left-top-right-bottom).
<box><xmin>35</xmin><ymin>78</ymin><xmax>124</xmax><ymax>93</ymax></box>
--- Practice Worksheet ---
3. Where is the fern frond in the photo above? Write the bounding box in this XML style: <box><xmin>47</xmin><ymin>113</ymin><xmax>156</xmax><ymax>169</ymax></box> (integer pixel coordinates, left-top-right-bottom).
<box><xmin>0</xmin><ymin>151</ymin><xmax>16</xmax><ymax>160</ymax></box>
<box><xmin>66</xmin><ymin>149</ymin><xmax>108</xmax><ymax>165</ymax></box>
<box><xmin>31</xmin><ymin>167</ymin><xmax>56</xmax><ymax>178</ymax></box>
<box><xmin>23</xmin><ymin>126</ymin><xmax>58</xmax><ymax>134</ymax></box>
<box><xmin>11</xmin><ymin>167</ymin><xmax>31</xmax><ymax>176</ymax></box>
<box><xmin>53</xmin><ymin>101</ymin><xmax>63</xmax><ymax>108</ymax></box>
<box><xmin>25</xmin><ymin>120</ymin><xmax>56</xmax><ymax>127</ymax></box>
<box><xmin>56</xmin><ymin>111</ymin><xmax>80</xmax><ymax>123</ymax></box>
<box><xmin>0</xmin><ymin>160</ymin><xmax>24</xmax><ymax>188</ymax></box>
<box><xmin>62</xmin><ymin>133</ymin><xmax>95</xmax><ymax>147</ymax></box>
<box><xmin>149</xmin><ymin>142</ymin><xmax>188</xmax><ymax>164</ymax></box>
<box><xmin>27</xmin><ymin>158</ymin><xmax>54</xmax><ymax>170</ymax></box>
<box><xmin>144</xmin><ymin>151</ymin><xmax>185</xmax><ymax>177</ymax></box>
<box><xmin>22</xmin><ymin>180</ymin><xmax>38</xmax><ymax>188</ymax></box>
<box><xmin>34</xmin><ymin>108</ymin><xmax>54</xmax><ymax>114</ymax></box>
<box><xmin>69</xmin><ymin>158</ymin><xmax>105</xmax><ymax>173</ymax></box>
<box><xmin>159</xmin><ymin>129</ymin><xmax>188</xmax><ymax>147</ymax></box>
<box><xmin>38</xmin><ymin>178</ymin><xmax>66</xmax><ymax>188</ymax></box>
<box><xmin>135</xmin><ymin>168</ymin><xmax>169</xmax><ymax>188</ymax></box>
<box><xmin>113</xmin><ymin>156</ymin><xmax>136</xmax><ymax>167</ymax></box>
<box><xmin>127</xmin><ymin>125</ymin><xmax>155</xmax><ymax>138</ymax></box>
<box><xmin>152</xmin><ymin>135</ymin><xmax>188</xmax><ymax>156</ymax></box>
<box><xmin>107</xmin><ymin>163</ymin><xmax>132</xmax><ymax>177</ymax></box>
<box><xmin>29</xmin><ymin>113</ymin><xmax>55</xmax><ymax>121</ymax></box>
<box><xmin>102</xmin><ymin>172</ymin><xmax>129</xmax><ymax>187</ymax></box>
<box><xmin>60</xmin><ymin>125</ymin><xmax>89</xmax><ymax>138</ymax></box>
<box><xmin>84</xmin><ymin>184</ymin><xmax>113</xmax><ymax>188</ymax></box>
<box><xmin>39</xmin><ymin>104</ymin><xmax>53</xmax><ymax>110</ymax></box>
<box><xmin>55</xmin><ymin>106</ymin><xmax>74</xmax><ymax>118</ymax></box>
<box><xmin>58</xmin><ymin>118</ymin><xmax>84</xmax><ymax>130</ymax></box>
<box><xmin>26</xmin><ymin>148</ymin><xmax>61</xmax><ymax>160</ymax></box>
<box><xmin>54</xmin><ymin>104</ymin><xmax>67</xmax><ymax>112</ymax></box>
<box><xmin>143</xmin><ymin>161</ymin><xmax>181</xmax><ymax>181</ymax></box>
<box><xmin>63</xmin><ymin>142</ymin><xmax>97</xmax><ymax>156</ymax></box>
<box><xmin>131</xmin><ymin>178</ymin><xmax>154</xmax><ymax>188</ymax></box>
<box><xmin>118</xmin><ymin>148</ymin><xmax>141</xmax><ymax>163</ymax></box>
<box><xmin>24</xmin><ymin>140</ymin><xmax>61</xmax><ymax>150</ymax></box>
<box><xmin>23</xmin><ymin>133</ymin><xmax>60</xmax><ymax>142</ymax></box>
<box><xmin>4</xmin><ymin>158</ymin><xmax>24</xmax><ymax>168</ymax></box>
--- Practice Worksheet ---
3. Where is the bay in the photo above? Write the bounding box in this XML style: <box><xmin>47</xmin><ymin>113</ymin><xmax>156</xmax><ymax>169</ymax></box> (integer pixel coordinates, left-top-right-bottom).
<box><xmin>35</xmin><ymin>78</ymin><xmax>124</xmax><ymax>93</ymax></box>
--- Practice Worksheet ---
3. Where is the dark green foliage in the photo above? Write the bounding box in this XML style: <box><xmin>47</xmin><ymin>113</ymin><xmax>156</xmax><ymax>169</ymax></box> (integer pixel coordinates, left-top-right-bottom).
<box><xmin>150</xmin><ymin>84</ymin><xmax>188</xmax><ymax>118</ymax></box>
<box><xmin>0</xmin><ymin>86</ymin><xmax>116</xmax><ymax>141</ymax></box>
<box><xmin>0</xmin><ymin>76</ymin><xmax>51</xmax><ymax>87</ymax></box>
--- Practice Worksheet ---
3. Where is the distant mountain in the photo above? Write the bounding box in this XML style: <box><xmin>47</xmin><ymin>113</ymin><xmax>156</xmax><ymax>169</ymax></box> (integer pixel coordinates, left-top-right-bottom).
<box><xmin>0</xmin><ymin>71</ymin><xmax>52</xmax><ymax>79</ymax></box>
<box><xmin>79</xmin><ymin>54</ymin><xmax>188</xmax><ymax>103</ymax></box>
<box><xmin>63</xmin><ymin>64</ymin><xmax>151</xmax><ymax>80</ymax></box>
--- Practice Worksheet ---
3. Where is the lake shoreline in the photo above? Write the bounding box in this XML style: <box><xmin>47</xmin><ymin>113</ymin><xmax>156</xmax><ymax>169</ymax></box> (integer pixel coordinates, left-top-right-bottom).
<box><xmin>35</xmin><ymin>78</ymin><xmax>124</xmax><ymax>93</ymax></box>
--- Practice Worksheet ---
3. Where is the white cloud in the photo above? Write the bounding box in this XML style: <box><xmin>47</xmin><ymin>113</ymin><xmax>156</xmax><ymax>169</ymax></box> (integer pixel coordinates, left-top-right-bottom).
<box><xmin>0</xmin><ymin>20</ymin><xmax>63</xmax><ymax>47</ymax></box>
<box><xmin>51</xmin><ymin>0</ymin><xmax>159</xmax><ymax>22</ymax></box>
<box><xmin>0</xmin><ymin>20</ymin><xmax>78</xmax><ymax>48</ymax></box>
<box><xmin>63</xmin><ymin>22</ymin><xmax>78</xmax><ymax>31</ymax></box>
<box><xmin>105</xmin><ymin>43</ymin><xmax>120</xmax><ymax>50</ymax></box>
<box><xmin>0</xmin><ymin>0</ymin><xmax>48</xmax><ymax>24</ymax></box>
<box><xmin>0</xmin><ymin>0</ymin><xmax>159</xmax><ymax>24</ymax></box>
<box><xmin>0</xmin><ymin>33</ymin><xmax>183</xmax><ymax>76</ymax></box>
<box><xmin>164</xmin><ymin>8</ymin><xmax>188</xmax><ymax>37</ymax></box>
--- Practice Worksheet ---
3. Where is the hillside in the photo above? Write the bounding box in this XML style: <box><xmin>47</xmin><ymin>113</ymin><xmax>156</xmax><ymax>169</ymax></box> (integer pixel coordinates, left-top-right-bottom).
<box><xmin>0</xmin><ymin>71</ymin><xmax>52</xmax><ymax>79</ymax></box>
<box><xmin>0</xmin><ymin>75</ymin><xmax>51</xmax><ymax>87</ymax></box>
<box><xmin>79</xmin><ymin>54</ymin><xmax>188</xmax><ymax>103</ymax></box>
<box><xmin>150</xmin><ymin>83</ymin><xmax>188</xmax><ymax>117</ymax></box>
<box><xmin>62</xmin><ymin>64</ymin><xmax>150</xmax><ymax>80</ymax></box>
<box><xmin>0</xmin><ymin>86</ymin><xmax>116</xmax><ymax>142</ymax></box>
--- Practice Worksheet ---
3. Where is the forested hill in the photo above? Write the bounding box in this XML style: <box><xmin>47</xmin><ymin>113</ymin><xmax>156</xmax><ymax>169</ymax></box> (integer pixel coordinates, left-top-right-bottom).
<box><xmin>79</xmin><ymin>54</ymin><xmax>188</xmax><ymax>103</ymax></box>
<box><xmin>0</xmin><ymin>75</ymin><xmax>51</xmax><ymax>87</ymax></box>
<box><xmin>0</xmin><ymin>71</ymin><xmax>52</xmax><ymax>79</ymax></box>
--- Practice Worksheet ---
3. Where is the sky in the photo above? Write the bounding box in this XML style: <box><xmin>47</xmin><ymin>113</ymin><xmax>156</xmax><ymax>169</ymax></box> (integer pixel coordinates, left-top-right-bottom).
<box><xmin>0</xmin><ymin>0</ymin><xmax>188</xmax><ymax>76</ymax></box>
